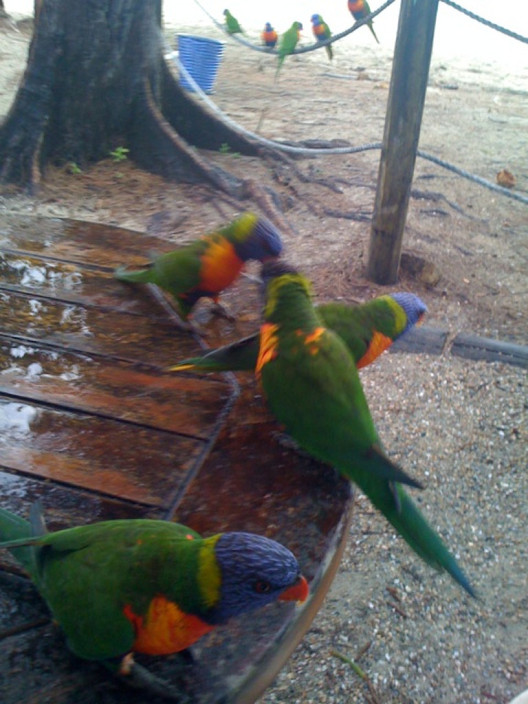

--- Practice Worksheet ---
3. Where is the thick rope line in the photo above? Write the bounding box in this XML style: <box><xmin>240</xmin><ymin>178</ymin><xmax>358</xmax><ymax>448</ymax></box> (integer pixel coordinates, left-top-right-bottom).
<box><xmin>417</xmin><ymin>151</ymin><xmax>528</xmax><ymax>205</ymax></box>
<box><xmin>173</xmin><ymin>56</ymin><xmax>527</xmax><ymax>205</ymax></box>
<box><xmin>440</xmin><ymin>0</ymin><xmax>528</xmax><ymax>44</ymax></box>
<box><xmin>192</xmin><ymin>0</ymin><xmax>397</xmax><ymax>56</ymax></box>
<box><xmin>174</xmin><ymin>55</ymin><xmax>382</xmax><ymax>155</ymax></box>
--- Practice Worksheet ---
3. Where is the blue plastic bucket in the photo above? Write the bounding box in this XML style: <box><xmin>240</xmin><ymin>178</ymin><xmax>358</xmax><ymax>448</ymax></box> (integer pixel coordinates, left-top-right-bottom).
<box><xmin>177</xmin><ymin>35</ymin><xmax>225</xmax><ymax>94</ymax></box>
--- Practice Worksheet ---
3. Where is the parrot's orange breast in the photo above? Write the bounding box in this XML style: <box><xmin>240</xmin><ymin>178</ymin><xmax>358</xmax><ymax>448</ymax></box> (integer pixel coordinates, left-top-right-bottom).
<box><xmin>124</xmin><ymin>595</ymin><xmax>213</xmax><ymax>656</ymax></box>
<box><xmin>199</xmin><ymin>238</ymin><xmax>244</xmax><ymax>295</ymax></box>
<box><xmin>356</xmin><ymin>330</ymin><xmax>392</xmax><ymax>369</ymax></box>
<box><xmin>348</xmin><ymin>0</ymin><xmax>365</xmax><ymax>12</ymax></box>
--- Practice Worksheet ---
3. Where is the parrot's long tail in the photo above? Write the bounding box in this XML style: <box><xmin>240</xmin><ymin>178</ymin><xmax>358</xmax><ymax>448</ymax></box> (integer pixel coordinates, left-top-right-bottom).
<box><xmin>357</xmin><ymin>476</ymin><xmax>476</xmax><ymax>597</ymax></box>
<box><xmin>368</xmin><ymin>23</ymin><xmax>379</xmax><ymax>43</ymax></box>
<box><xmin>167</xmin><ymin>334</ymin><xmax>259</xmax><ymax>374</ymax></box>
<box><xmin>0</xmin><ymin>506</ymin><xmax>38</xmax><ymax>576</ymax></box>
<box><xmin>114</xmin><ymin>265</ymin><xmax>154</xmax><ymax>284</ymax></box>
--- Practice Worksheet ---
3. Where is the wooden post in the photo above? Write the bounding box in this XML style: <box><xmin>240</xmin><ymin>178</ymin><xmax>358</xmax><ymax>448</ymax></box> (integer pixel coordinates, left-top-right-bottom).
<box><xmin>367</xmin><ymin>0</ymin><xmax>440</xmax><ymax>284</ymax></box>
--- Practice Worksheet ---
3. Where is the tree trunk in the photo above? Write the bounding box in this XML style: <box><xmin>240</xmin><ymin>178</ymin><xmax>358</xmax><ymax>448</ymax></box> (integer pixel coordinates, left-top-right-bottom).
<box><xmin>0</xmin><ymin>0</ymin><xmax>259</xmax><ymax>196</ymax></box>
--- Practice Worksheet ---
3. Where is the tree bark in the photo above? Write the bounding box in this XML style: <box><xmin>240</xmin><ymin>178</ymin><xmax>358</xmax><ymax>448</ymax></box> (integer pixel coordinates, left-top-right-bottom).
<box><xmin>0</xmin><ymin>0</ymin><xmax>258</xmax><ymax>195</ymax></box>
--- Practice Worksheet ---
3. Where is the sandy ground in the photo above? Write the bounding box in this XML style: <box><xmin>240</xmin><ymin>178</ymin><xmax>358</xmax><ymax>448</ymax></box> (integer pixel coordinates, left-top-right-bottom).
<box><xmin>0</xmin><ymin>12</ymin><xmax>527</xmax><ymax>704</ymax></box>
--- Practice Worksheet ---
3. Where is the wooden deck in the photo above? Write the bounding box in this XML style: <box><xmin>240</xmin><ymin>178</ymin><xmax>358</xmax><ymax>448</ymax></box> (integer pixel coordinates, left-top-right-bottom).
<box><xmin>0</xmin><ymin>214</ymin><xmax>353</xmax><ymax>704</ymax></box>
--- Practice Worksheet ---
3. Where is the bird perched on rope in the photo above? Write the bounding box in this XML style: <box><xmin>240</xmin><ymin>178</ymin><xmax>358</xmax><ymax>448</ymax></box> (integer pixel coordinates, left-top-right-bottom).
<box><xmin>255</xmin><ymin>260</ymin><xmax>475</xmax><ymax>597</ymax></box>
<box><xmin>167</xmin><ymin>292</ymin><xmax>427</xmax><ymax>374</ymax></box>
<box><xmin>275</xmin><ymin>21</ymin><xmax>303</xmax><ymax>81</ymax></box>
<box><xmin>348</xmin><ymin>0</ymin><xmax>380</xmax><ymax>43</ymax></box>
<box><xmin>310</xmin><ymin>14</ymin><xmax>333</xmax><ymax>61</ymax></box>
<box><xmin>114</xmin><ymin>213</ymin><xmax>283</xmax><ymax>327</ymax></box>
<box><xmin>0</xmin><ymin>502</ymin><xmax>309</xmax><ymax>693</ymax></box>
<box><xmin>261</xmin><ymin>22</ymin><xmax>278</xmax><ymax>48</ymax></box>
<box><xmin>223</xmin><ymin>9</ymin><xmax>243</xmax><ymax>34</ymax></box>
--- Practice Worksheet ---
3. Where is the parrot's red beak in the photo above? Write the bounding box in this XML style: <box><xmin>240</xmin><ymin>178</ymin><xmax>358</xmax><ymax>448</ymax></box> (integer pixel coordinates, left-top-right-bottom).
<box><xmin>279</xmin><ymin>574</ymin><xmax>309</xmax><ymax>604</ymax></box>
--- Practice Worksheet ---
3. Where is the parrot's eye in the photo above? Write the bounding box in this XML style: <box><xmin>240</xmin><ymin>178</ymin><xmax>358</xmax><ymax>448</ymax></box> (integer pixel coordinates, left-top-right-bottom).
<box><xmin>254</xmin><ymin>580</ymin><xmax>272</xmax><ymax>594</ymax></box>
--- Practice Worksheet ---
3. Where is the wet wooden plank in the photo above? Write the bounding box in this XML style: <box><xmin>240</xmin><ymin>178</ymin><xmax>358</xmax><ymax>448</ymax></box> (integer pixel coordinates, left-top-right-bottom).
<box><xmin>0</xmin><ymin>340</ymin><xmax>230</xmax><ymax>438</ymax></box>
<box><xmin>0</xmin><ymin>250</ymin><xmax>168</xmax><ymax>317</ymax></box>
<box><xmin>0</xmin><ymin>399</ymin><xmax>205</xmax><ymax>506</ymax></box>
<box><xmin>0</xmin><ymin>288</ymin><xmax>207</xmax><ymax>367</ymax></box>
<box><xmin>0</xmin><ymin>213</ymin><xmax>174</xmax><ymax>268</ymax></box>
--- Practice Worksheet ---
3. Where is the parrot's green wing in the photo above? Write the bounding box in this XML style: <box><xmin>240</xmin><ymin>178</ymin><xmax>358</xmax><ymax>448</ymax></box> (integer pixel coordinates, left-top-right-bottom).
<box><xmin>114</xmin><ymin>241</ymin><xmax>207</xmax><ymax>319</ymax></box>
<box><xmin>276</xmin><ymin>22</ymin><xmax>302</xmax><ymax>80</ymax></box>
<box><xmin>150</xmin><ymin>246</ymin><xmax>204</xmax><ymax>298</ymax></box>
<box><xmin>260</xmin><ymin>324</ymin><xmax>422</xmax><ymax>489</ymax></box>
<box><xmin>0</xmin><ymin>520</ymin><xmax>203</xmax><ymax>661</ymax></box>
<box><xmin>0</xmin><ymin>506</ymin><xmax>38</xmax><ymax>577</ymax></box>
<box><xmin>115</xmin><ymin>245</ymin><xmax>203</xmax><ymax>296</ymax></box>
<box><xmin>224</xmin><ymin>10</ymin><xmax>243</xmax><ymax>34</ymax></box>
<box><xmin>168</xmin><ymin>334</ymin><xmax>259</xmax><ymax>373</ymax></box>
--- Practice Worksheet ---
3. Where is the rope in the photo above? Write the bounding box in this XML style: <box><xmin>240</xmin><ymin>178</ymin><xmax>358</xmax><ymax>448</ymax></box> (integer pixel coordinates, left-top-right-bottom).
<box><xmin>173</xmin><ymin>56</ymin><xmax>528</xmax><ymax>205</ymax></box>
<box><xmin>417</xmin><ymin>151</ymin><xmax>528</xmax><ymax>205</ymax></box>
<box><xmin>173</xmin><ymin>54</ymin><xmax>383</xmax><ymax>155</ymax></box>
<box><xmin>192</xmin><ymin>0</ymin><xmax>397</xmax><ymax>56</ymax></box>
<box><xmin>440</xmin><ymin>0</ymin><xmax>528</xmax><ymax>44</ymax></box>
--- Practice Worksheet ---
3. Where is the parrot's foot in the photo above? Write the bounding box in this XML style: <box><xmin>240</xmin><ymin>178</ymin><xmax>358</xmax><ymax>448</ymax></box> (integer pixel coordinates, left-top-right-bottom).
<box><xmin>117</xmin><ymin>654</ymin><xmax>190</xmax><ymax>702</ymax></box>
<box><xmin>145</xmin><ymin>285</ymin><xmax>205</xmax><ymax>337</ymax></box>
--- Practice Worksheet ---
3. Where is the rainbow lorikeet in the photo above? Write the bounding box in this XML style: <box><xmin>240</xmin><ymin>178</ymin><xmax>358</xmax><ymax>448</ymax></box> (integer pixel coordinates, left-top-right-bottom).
<box><xmin>275</xmin><ymin>21</ymin><xmax>303</xmax><ymax>81</ymax></box>
<box><xmin>261</xmin><ymin>22</ymin><xmax>278</xmax><ymax>48</ymax></box>
<box><xmin>348</xmin><ymin>0</ymin><xmax>380</xmax><ymax>43</ymax></box>
<box><xmin>114</xmin><ymin>213</ymin><xmax>282</xmax><ymax>324</ymax></box>
<box><xmin>223</xmin><ymin>9</ymin><xmax>243</xmax><ymax>34</ymax></box>
<box><xmin>167</xmin><ymin>292</ymin><xmax>427</xmax><ymax>374</ymax></box>
<box><xmin>310</xmin><ymin>14</ymin><xmax>333</xmax><ymax>61</ymax></box>
<box><xmin>254</xmin><ymin>260</ymin><xmax>475</xmax><ymax>597</ymax></box>
<box><xmin>0</xmin><ymin>503</ymin><xmax>308</xmax><ymax>687</ymax></box>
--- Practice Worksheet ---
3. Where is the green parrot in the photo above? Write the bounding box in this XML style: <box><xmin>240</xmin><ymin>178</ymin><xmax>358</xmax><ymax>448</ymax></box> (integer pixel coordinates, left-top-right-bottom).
<box><xmin>114</xmin><ymin>213</ymin><xmax>282</xmax><ymax>324</ymax></box>
<box><xmin>223</xmin><ymin>9</ymin><xmax>243</xmax><ymax>34</ymax></box>
<box><xmin>0</xmin><ymin>503</ymin><xmax>309</xmax><ymax>683</ymax></box>
<box><xmin>275</xmin><ymin>21</ymin><xmax>303</xmax><ymax>81</ymax></box>
<box><xmin>254</xmin><ymin>260</ymin><xmax>475</xmax><ymax>597</ymax></box>
<box><xmin>167</xmin><ymin>292</ymin><xmax>427</xmax><ymax>374</ymax></box>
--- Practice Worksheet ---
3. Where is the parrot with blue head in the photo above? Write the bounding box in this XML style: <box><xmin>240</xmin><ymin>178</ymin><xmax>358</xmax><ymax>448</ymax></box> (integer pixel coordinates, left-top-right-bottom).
<box><xmin>348</xmin><ymin>0</ymin><xmax>380</xmax><ymax>43</ymax></box>
<box><xmin>254</xmin><ymin>260</ymin><xmax>475</xmax><ymax>597</ymax></box>
<box><xmin>114</xmin><ymin>213</ymin><xmax>283</xmax><ymax>325</ymax></box>
<box><xmin>311</xmin><ymin>14</ymin><xmax>333</xmax><ymax>61</ymax></box>
<box><xmin>262</xmin><ymin>22</ymin><xmax>278</xmax><ymax>48</ymax></box>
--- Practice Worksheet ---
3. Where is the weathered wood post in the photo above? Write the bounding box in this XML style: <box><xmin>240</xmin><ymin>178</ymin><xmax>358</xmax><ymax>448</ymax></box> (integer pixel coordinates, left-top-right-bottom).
<box><xmin>367</xmin><ymin>0</ymin><xmax>440</xmax><ymax>284</ymax></box>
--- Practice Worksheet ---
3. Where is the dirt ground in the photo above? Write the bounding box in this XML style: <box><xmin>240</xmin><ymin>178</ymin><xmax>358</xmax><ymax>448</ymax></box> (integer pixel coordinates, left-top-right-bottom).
<box><xmin>0</xmin><ymin>13</ymin><xmax>527</xmax><ymax>704</ymax></box>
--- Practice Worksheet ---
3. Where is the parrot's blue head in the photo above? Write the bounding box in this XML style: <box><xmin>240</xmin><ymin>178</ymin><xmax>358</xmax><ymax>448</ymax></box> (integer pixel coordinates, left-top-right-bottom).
<box><xmin>265</xmin><ymin>22</ymin><xmax>273</xmax><ymax>31</ymax></box>
<box><xmin>390</xmin><ymin>292</ymin><xmax>427</xmax><ymax>332</ymax></box>
<box><xmin>311</xmin><ymin>14</ymin><xmax>321</xmax><ymax>24</ymax></box>
<box><xmin>235</xmin><ymin>215</ymin><xmax>283</xmax><ymax>262</ymax></box>
<box><xmin>208</xmin><ymin>532</ymin><xmax>308</xmax><ymax>623</ymax></box>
